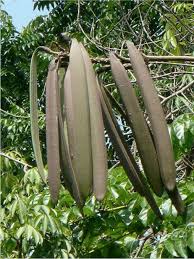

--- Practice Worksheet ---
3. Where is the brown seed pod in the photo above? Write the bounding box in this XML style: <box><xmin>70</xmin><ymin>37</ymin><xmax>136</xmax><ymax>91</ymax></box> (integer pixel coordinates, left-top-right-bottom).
<box><xmin>80</xmin><ymin>43</ymin><xmax>108</xmax><ymax>201</ymax></box>
<box><xmin>126</xmin><ymin>41</ymin><xmax>176</xmax><ymax>192</ymax></box>
<box><xmin>110</xmin><ymin>53</ymin><xmax>163</xmax><ymax>197</ymax></box>
<box><xmin>45</xmin><ymin>60</ymin><xmax>61</xmax><ymax>204</ymax></box>
<box><xmin>98</xmin><ymin>84</ymin><xmax>162</xmax><ymax>219</ymax></box>
<box><xmin>30</xmin><ymin>50</ymin><xmax>46</xmax><ymax>183</ymax></box>
<box><xmin>66</xmin><ymin>39</ymin><xmax>93</xmax><ymax>199</ymax></box>
<box><xmin>57</xmin><ymin>67</ymin><xmax>84</xmax><ymax>209</ymax></box>
<box><xmin>100</xmin><ymin>85</ymin><xmax>142</xmax><ymax>186</ymax></box>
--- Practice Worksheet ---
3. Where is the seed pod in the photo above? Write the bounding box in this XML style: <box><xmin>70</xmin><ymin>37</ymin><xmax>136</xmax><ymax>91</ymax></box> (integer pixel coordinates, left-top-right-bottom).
<box><xmin>66</xmin><ymin>39</ymin><xmax>93</xmax><ymax>199</ymax></box>
<box><xmin>45</xmin><ymin>60</ymin><xmax>61</xmax><ymax>204</ymax></box>
<box><xmin>100</xmin><ymin>85</ymin><xmax>142</xmax><ymax>183</ymax></box>
<box><xmin>127</xmin><ymin>41</ymin><xmax>176</xmax><ymax>191</ymax></box>
<box><xmin>110</xmin><ymin>53</ymin><xmax>163</xmax><ymax>196</ymax></box>
<box><xmin>98</xmin><ymin>84</ymin><xmax>162</xmax><ymax>219</ymax></box>
<box><xmin>58</xmin><ymin>67</ymin><xmax>66</xmax><ymax>120</ymax></box>
<box><xmin>30</xmin><ymin>50</ymin><xmax>46</xmax><ymax>183</ymax></box>
<box><xmin>80</xmin><ymin>43</ymin><xmax>107</xmax><ymax>201</ymax></box>
<box><xmin>58</xmin><ymin>68</ymin><xmax>84</xmax><ymax>209</ymax></box>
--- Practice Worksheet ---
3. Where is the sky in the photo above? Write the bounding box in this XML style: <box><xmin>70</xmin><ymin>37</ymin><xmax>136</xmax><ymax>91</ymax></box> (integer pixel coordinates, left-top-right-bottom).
<box><xmin>3</xmin><ymin>0</ymin><xmax>49</xmax><ymax>31</ymax></box>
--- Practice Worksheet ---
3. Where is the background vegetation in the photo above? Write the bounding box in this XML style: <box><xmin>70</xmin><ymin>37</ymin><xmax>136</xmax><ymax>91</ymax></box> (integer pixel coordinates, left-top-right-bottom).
<box><xmin>1</xmin><ymin>0</ymin><xmax>194</xmax><ymax>257</ymax></box>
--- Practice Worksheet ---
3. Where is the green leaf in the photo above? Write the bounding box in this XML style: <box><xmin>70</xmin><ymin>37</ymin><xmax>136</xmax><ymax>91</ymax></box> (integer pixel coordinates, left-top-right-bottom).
<box><xmin>0</xmin><ymin>227</ymin><xmax>4</xmax><ymax>241</ymax></box>
<box><xmin>34</xmin><ymin>214</ymin><xmax>44</xmax><ymax>227</ymax></box>
<box><xmin>32</xmin><ymin>228</ymin><xmax>39</xmax><ymax>245</ymax></box>
<box><xmin>170</xmin><ymin>114</ymin><xmax>194</xmax><ymax>159</ymax></box>
<box><xmin>69</xmin><ymin>253</ymin><xmax>75</xmax><ymax>259</ymax></box>
<box><xmin>26</xmin><ymin>225</ymin><xmax>33</xmax><ymax>241</ymax></box>
<box><xmin>42</xmin><ymin>215</ymin><xmax>48</xmax><ymax>235</ymax></box>
<box><xmin>65</xmin><ymin>240</ymin><xmax>71</xmax><ymax>253</ymax></box>
<box><xmin>110</xmin><ymin>187</ymin><xmax>119</xmax><ymax>199</ymax></box>
<box><xmin>40</xmin><ymin>205</ymin><xmax>50</xmax><ymax>216</ymax></box>
<box><xmin>17</xmin><ymin>196</ymin><xmax>26</xmax><ymax>224</ymax></box>
<box><xmin>164</xmin><ymin>239</ymin><xmax>178</xmax><ymax>257</ymax></box>
<box><xmin>124</xmin><ymin>236</ymin><xmax>139</xmax><ymax>253</ymax></box>
<box><xmin>16</xmin><ymin>226</ymin><xmax>25</xmax><ymax>239</ymax></box>
<box><xmin>3</xmin><ymin>239</ymin><xmax>17</xmax><ymax>254</ymax></box>
<box><xmin>186</xmin><ymin>202</ymin><xmax>194</xmax><ymax>223</ymax></box>
<box><xmin>175</xmin><ymin>239</ymin><xmax>187</xmax><ymax>258</ymax></box>
<box><xmin>83</xmin><ymin>205</ymin><xmax>94</xmax><ymax>216</ymax></box>
<box><xmin>24</xmin><ymin>168</ymin><xmax>41</xmax><ymax>184</ymax></box>
<box><xmin>161</xmin><ymin>200</ymin><xmax>172</xmax><ymax>215</ymax></box>
<box><xmin>170</xmin><ymin>35</ymin><xmax>177</xmax><ymax>48</ymax></box>
<box><xmin>47</xmin><ymin>215</ymin><xmax>57</xmax><ymax>233</ymax></box>
<box><xmin>187</xmin><ymin>228</ymin><xmax>194</xmax><ymax>252</ymax></box>
<box><xmin>32</xmin><ymin>228</ymin><xmax>42</xmax><ymax>245</ymax></box>
<box><xmin>10</xmin><ymin>199</ymin><xmax>18</xmax><ymax>217</ymax></box>
<box><xmin>150</xmin><ymin>249</ymin><xmax>158</xmax><ymax>259</ymax></box>
<box><xmin>0</xmin><ymin>208</ymin><xmax>5</xmax><ymax>223</ymax></box>
<box><xmin>61</xmin><ymin>250</ymin><xmax>69</xmax><ymax>259</ymax></box>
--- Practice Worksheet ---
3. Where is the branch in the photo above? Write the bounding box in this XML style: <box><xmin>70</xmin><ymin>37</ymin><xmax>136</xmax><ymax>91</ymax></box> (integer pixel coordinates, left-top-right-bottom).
<box><xmin>135</xmin><ymin>232</ymin><xmax>153</xmax><ymax>258</ymax></box>
<box><xmin>149</xmin><ymin>71</ymin><xmax>194</xmax><ymax>81</ymax></box>
<box><xmin>144</xmin><ymin>54</ymin><xmax>194</xmax><ymax>62</ymax></box>
<box><xmin>97</xmin><ymin>63</ymin><xmax>132</xmax><ymax>73</ymax></box>
<box><xmin>37</xmin><ymin>46</ymin><xmax>59</xmax><ymax>56</ymax></box>
<box><xmin>0</xmin><ymin>152</ymin><xmax>32</xmax><ymax>168</ymax></box>
<box><xmin>1</xmin><ymin>108</ymin><xmax>29</xmax><ymax>119</ymax></box>
<box><xmin>108</xmin><ymin>161</ymin><xmax>120</xmax><ymax>173</ymax></box>
<box><xmin>45</xmin><ymin>45</ymin><xmax>194</xmax><ymax>64</ymax></box>
<box><xmin>100</xmin><ymin>205</ymin><xmax>129</xmax><ymax>213</ymax></box>
<box><xmin>149</xmin><ymin>61</ymin><xmax>194</xmax><ymax>67</ymax></box>
<box><xmin>161</xmin><ymin>80</ymin><xmax>194</xmax><ymax>104</ymax></box>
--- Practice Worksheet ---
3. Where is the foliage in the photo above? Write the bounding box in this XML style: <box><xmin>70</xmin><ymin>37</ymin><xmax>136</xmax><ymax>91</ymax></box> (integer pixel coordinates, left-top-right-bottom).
<box><xmin>1</xmin><ymin>0</ymin><xmax>194</xmax><ymax>257</ymax></box>
<box><xmin>169</xmin><ymin>113</ymin><xmax>194</xmax><ymax>161</ymax></box>
<box><xmin>1</xmin><ymin>158</ymin><xmax>194</xmax><ymax>257</ymax></box>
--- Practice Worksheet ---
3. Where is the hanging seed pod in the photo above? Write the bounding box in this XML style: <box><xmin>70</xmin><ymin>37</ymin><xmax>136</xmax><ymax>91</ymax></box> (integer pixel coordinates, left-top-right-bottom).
<box><xmin>45</xmin><ymin>60</ymin><xmax>61</xmax><ymax>204</ymax></box>
<box><xmin>98</xmin><ymin>84</ymin><xmax>162</xmax><ymax>219</ymax></box>
<box><xmin>58</xmin><ymin>67</ymin><xmax>66</xmax><ymax>120</ymax></box>
<box><xmin>65</xmin><ymin>39</ymin><xmax>93</xmax><ymax>200</ymax></box>
<box><xmin>80</xmin><ymin>43</ymin><xmax>107</xmax><ymax>201</ymax></box>
<box><xmin>126</xmin><ymin>41</ymin><xmax>176</xmax><ymax>192</ymax></box>
<box><xmin>58</xmin><ymin>67</ymin><xmax>84</xmax><ymax>209</ymax></box>
<box><xmin>100</xmin><ymin>85</ymin><xmax>142</xmax><ymax>183</ymax></box>
<box><xmin>110</xmin><ymin>53</ymin><xmax>163</xmax><ymax>197</ymax></box>
<box><xmin>30</xmin><ymin>49</ymin><xmax>46</xmax><ymax>183</ymax></box>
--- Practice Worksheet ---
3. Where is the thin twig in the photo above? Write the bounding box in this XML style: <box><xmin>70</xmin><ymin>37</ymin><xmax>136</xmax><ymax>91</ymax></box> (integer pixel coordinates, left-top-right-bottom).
<box><xmin>0</xmin><ymin>152</ymin><xmax>32</xmax><ymax>168</ymax></box>
<box><xmin>1</xmin><ymin>108</ymin><xmax>29</xmax><ymax>119</ymax></box>
<box><xmin>100</xmin><ymin>204</ymin><xmax>129</xmax><ymax>213</ymax></box>
<box><xmin>135</xmin><ymin>232</ymin><xmax>153</xmax><ymax>258</ymax></box>
<box><xmin>108</xmin><ymin>161</ymin><xmax>120</xmax><ymax>173</ymax></box>
<box><xmin>144</xmin><ymin>54</ymin><xmax>194</xmax><ymax>62</ymax></box>
<box><xmin>149</xmin><ymin>61</ymin><xmax>194</xmax><ymax>67</ymax></box>
<box><xmin>161</xmin><ymin>80</ymin><xmax>194</xmax><ymax>104</ymax></box>
<box><xmin>37</xmin><ymin>46</ymin><xmax>59</xmax><ymax>56</ymax></box>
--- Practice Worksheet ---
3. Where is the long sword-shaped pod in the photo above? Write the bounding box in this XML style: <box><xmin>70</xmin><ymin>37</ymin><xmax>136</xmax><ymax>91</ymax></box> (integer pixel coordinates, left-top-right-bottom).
<box><xmin>80</xmin><ymin>43</ymin><xmax>108</xmax><ymax>200</ymax></box>
<box><xmin>64</xmin><ymin>39</ymin><xmax>93</xmax><ymax>200</ymax></box>
<box><xmin>30</xmin><ymin>49</ymin><xmax>47</xmax><ymax>183</ymax></box>
<box><xmin>59</xmin><ymin>67</ymin><xmax>84</xmax><ymax>209</ymax></box>
<box><xmin>110</xmin><ymin>53</ymin><xmax>163</xmax><ymax>197</ymax></box>
<box><xmin>45</xmin><ymin>61</ymin><xmax>61</xmax><ymax>204</ymax></box>
<box><xmin>126</xmin><ymin>42</ymin><xmax>185</xmax><ymax>214</ymax></box>
<box><xmin>98</xmin><ymin>83</ymin><xmax>162</xmax><ymax>219</ymax></box>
